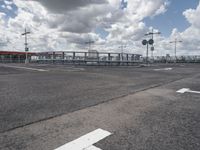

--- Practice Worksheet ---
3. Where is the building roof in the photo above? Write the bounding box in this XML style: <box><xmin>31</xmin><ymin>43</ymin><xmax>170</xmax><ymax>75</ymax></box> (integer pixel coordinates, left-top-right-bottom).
<box><xmin>0</xmin><ymin>51</ymin><xmax>36</xmax><ymax>55</ymax></box>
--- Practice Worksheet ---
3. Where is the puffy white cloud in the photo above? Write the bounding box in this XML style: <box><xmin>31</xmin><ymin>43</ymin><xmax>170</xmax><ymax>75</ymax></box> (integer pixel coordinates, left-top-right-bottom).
<box><xmin>1</xmin><ymin>5</ymin><xmax>6</xmax><ymax>9</ymax></box>
<box><xmin>183</xmin><ymin>2</ymin><xmax>200</xmax><ymax>29</ymax></box>
<box><xmin>4</xmin><ymin>0</ymin><xmax>13</xmax><ymax>5</ymax></box>
<box><xmin>139</xmin><ymin>1</ymin><xmax>200</xmax><ymax>56</ymax></box>
<box><xmin>153</xmin><ymin>1</ymin><xmax>170</xmax><ymax>17</ymax></box>
<box><xmin>6</xmin><ymin>5</ymin><xmax>12</xmax><ymax>10</ymax></box>
<box><xmin>0</xmin><ymin>0</ymin><xmax>170</xmax><ymax>56</ymax></box>
<box><xmin>0</xmin><ymin>12</ymin><xmax>6</xmax><ymax>25</ymax></box>
<box><xmin>171</xmin><ymin>1</ymin><xmax>200</xmax><ymax>55</ymax></box>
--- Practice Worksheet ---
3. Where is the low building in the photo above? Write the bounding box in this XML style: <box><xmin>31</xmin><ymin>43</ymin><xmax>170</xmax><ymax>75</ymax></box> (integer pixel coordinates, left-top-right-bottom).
<box><xmin>0</xmin><ymin>51</ymin><xmax>36</xmax><ymax>63</ymax></box>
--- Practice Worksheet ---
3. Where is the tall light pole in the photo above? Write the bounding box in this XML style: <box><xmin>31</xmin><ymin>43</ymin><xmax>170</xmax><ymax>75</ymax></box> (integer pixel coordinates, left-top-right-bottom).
<box><xmin>145</xmin><ymin>29</ymin><xmax>161</xmax><ymax>57</ymax></box>
<box><xmin>119</xmin><ymin>44</ymin><xmax>126</xmax><ymax>61</ymax></box>
<box><xmin>85</xmin><ymin>40</ymin><xmax>95</xmax><ymax>51</ymax></box>
<box><xmin>170</xmin><ymin>38</ymin><xmax>182</xmax><ymax>62</ymax></box>
<box><xmin>21</xmin><ymin>28</ymin><xmax>30</xmax><ymax>64</ymax></box>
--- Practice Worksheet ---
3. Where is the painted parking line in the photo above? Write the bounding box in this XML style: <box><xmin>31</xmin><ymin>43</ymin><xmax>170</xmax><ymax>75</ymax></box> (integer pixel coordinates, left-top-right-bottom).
<box><xmin>85</xmin><ymin>145</ymin><xmax>101</xmax><ymax>150</ymax></box>
<box><xmin>177</xmin><ymin>88</ymin><xmax>200</xmax><ymax>94</ymax></box>
<box><xmin>64</xmin><ymin>68</ymin><xmax>85</xmax><ymax>72</ymax></box>
<box><xmin>54</xmin><ymin>129</ymin><xmax>112</xmax><ymax>150</ymax></box>
<box><xmin>1</xmin><ymin>65</ymin><xmax>48</xmax><ymax>72</ymax></box>
<box><xmin>154</xmin><ymin>68</ymin><xmax>173</xmax><ymax>71</ymax></box>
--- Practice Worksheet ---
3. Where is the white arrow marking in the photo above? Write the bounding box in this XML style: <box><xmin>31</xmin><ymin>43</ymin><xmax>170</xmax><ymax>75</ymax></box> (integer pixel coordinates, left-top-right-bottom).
<box><xmin>54</xmin><ymin>129</ymin><xmax>112</xmax><ymax>150</ymax></box>
<box><xmin>154</xmin><ymin>68</ymin><xmax>173</xmax><ymax>71</ymax></box>
<box><xmin>177</xmin><ymin>88</ymin><xmax>200</xmax><ymax>94</ymax></box>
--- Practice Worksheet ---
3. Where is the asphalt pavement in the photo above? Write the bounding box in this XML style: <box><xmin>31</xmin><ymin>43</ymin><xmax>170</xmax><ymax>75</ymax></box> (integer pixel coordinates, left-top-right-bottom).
<box><xmin>0</xmin><ymin>63</ymin><xmax>200</xmax><ymax>150</ymax></box>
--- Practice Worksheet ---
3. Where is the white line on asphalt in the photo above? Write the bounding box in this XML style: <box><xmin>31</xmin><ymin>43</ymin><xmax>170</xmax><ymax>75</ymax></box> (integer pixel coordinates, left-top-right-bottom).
<box><xmin>154</xmin><ymin>68</ymin><xmax>173</xmax><ymax>71</ymax></box>
<box><xmin>72</xmin><ymin>68</ymin><xmax>85</xmax><ymax>71</ymax></box>
<box><xmin>85</xmin><ymin>145</ymin><xmax>102</xmax><ymax>150</ymax></box>
<box><xmin>65</xmin><ymin>68</ymin><xmax>85</xmax><ymax>72</ymax></box>
<box><xmin>2</xmin><ymin>65</ymin><xmax>48</xmax><ymax>72</ymax></box>
<box><xmin>177</xmin><ymin>88</ymin><xmax>200</xmax><ymax>94</ymax></box>
<box><xmin>54</xmin><ymin>129</ymin><xmax>112</xmax><ymax>150</ymax></box>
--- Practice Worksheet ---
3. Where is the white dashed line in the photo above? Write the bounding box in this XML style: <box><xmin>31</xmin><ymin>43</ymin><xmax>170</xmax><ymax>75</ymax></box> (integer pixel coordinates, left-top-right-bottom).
<box><xmin>54</xmin><ymin>129</ymin><xmax>112</xmax><ymax>150</ymax></box>
<box><xmin>177</xmin><ymin>88</ymin><xmax>200</xmax><ymax>94</ymax></box>
<box><xmin>154</xmin><ymin>68</ymin><xmax>173</xmax><ymax>71</ymax></box>
<box><xmin>1</xmin><ymin>65</ymin><xmax>48</xmax><ymax>72</ymax></box>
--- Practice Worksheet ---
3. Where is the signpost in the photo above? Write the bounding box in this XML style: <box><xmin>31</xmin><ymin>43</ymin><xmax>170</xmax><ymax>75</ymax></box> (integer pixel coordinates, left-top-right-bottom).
<box><xmin>145</xmin><ymin>29</ymin><xmax>161</xmax><ymax>58</ymax></box>
<box><xmin>142</xmin><ymin>39</ymin><xmax>154</xmax><ymax>64</ymax></box>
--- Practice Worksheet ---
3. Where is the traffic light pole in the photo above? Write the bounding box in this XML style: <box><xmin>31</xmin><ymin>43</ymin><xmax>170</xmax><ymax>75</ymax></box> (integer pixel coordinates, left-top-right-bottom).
<box><xmin>142</xmin><ymin>39</ymin><xmax>153</xmax><ymax>64</ymax></box>
<box><xmin>146</xmin><ymin>42</ymin><xmax>149</xmax><ymax>64</ymax></box>
<box><xmin>145</xmin><ymin>29</ymin><xmax>161</xmax><ymax>58</ymax></box>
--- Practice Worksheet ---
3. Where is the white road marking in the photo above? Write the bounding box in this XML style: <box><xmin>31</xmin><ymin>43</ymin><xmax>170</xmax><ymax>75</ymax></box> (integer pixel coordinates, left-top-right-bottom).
<box><xmin>65</xmin><ymin>68</ymin><xmax>85</xmax><ymax>72</ymax></box>
<box><xmin>1</xmin><ymin>65</ymin><xmax>48</xmax><ymax>72</ymax></box>
<box><xmin>72</xmin><ymin>68</ymin><xmax>85</xmax><ymax>71</ymax></box>
<box><xmin>85</xmin><ymin>145</ymin><xmax>102</xmax><ymax>150</ymax></box>
<box><xmin>177</xmin><ymin>88</ymin><xmax>200</xmax><ymax>94</ymax></box>
<box><xmin>54</xmin><ymin>129</ymin><xmax>112</xmax><ymax>150</ymax></box>
<box><xmin>154</xmin><ymin>68</ymin><xmax>173</xmax><ymax>71</ymax></box>
<box><xmin>52</xmin><ymin>67</ymin><xmax>85</xmax><ymax>72</ymax></box>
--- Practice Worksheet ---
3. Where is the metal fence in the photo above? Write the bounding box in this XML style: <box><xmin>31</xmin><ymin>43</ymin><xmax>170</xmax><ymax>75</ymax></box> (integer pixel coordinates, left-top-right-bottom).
<box><xmin>30</xmin><ymin>51</ymin><xmax>143</xmax><ymax>65</ymax></box>
<box><xmin>151</xmin><ymin>56</ymin><xmax>200</xmax><ymax>63</ymax></box>
<box><xmin>1</xmin><ymin>51</ymin><xmax>200</xmax><ymax>65</ymax></box>
<box><xmin>0</xmin><ymin>56</ymin><xmax>26</xmax><ymax>63</ymax></box>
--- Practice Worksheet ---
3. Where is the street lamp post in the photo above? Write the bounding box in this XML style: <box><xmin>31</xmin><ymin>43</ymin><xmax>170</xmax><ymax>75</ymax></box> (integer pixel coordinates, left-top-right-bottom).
<box><xmin>85</xmin><ymin>40</ymin><xmax>95</xmax><ymax>51</ymax></box>
<box><xmin>21</xmin><ymin>28</ymin><xmax>30</xmax><ymax>64</ymax></box>
<box><xmin>170</xmin><ymin>38</ymin><xmax>182</xmax><ymax>63</ymax></box>
<box><xmin>119</xmin><ymin>44</ymin><xmax>126</xmax><ymax>61</ymax></box>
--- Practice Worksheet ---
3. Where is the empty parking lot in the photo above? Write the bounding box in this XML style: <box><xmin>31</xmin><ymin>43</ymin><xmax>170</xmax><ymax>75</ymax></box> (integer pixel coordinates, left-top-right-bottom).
<box><xmin>0</xmin><ymin>63</ymin><xmax>200</xmax><ymax>150</ymax></box>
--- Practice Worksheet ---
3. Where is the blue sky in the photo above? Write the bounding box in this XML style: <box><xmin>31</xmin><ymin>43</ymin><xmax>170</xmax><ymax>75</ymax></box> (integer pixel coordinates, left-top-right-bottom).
<box><xmin>144</xmin><ymin>0</ymin><xmax>199</xmax><ymax>37</ymax></box>
<box><xmin>0</xmin><ymin>0</ymin><xmax>17</xmax><ymax>18</ymax></box>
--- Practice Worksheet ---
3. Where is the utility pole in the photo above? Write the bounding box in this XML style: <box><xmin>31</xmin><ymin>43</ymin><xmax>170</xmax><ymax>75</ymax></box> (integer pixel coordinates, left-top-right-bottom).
<box><xmin>170</xmin><ymin>38</ymin><xmax>182</xmax><ymax>63</ymax></box>
<box><xmin>145</xmin><ymin>29</ymin><xmax>161</xmax><ymax>57</ymax></box>
<box><xmin>21</xmin><ymin>28</ymin><xmax>30</xmax><ymax>64</ymax></box>
<box><xmin>119</xmin><ymin>44</ymin><xmax>126</xmax><ymax>61</ymax></box>
<box><xmin>85</xmin><ymin>40</ymin><xmax>95</xmax><ymax>51</ymax></box>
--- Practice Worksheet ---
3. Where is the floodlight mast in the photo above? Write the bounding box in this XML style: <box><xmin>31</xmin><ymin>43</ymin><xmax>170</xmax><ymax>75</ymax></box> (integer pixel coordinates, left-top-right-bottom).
<box><xmin>21</xmin><ymin>28</ymin><xmax>30</xmax><ymax>64</ymax></box>
<box><xmin>169</xmin><ymin>38</ymin><xmax>182</xmax><ymax>62</ymax></box>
